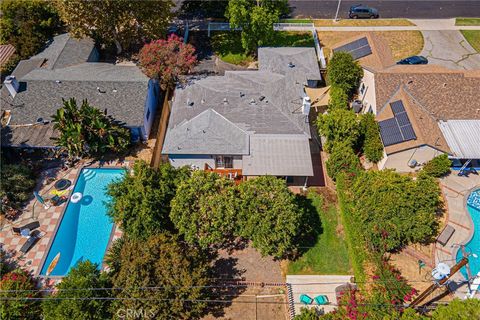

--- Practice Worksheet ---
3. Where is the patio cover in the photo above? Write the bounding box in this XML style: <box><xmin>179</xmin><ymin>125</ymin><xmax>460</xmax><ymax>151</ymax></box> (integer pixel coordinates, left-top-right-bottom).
<box><xmin>243</xmin><ymin>134</ymin><xmax>313</xmax><ymax>176</ymax></box>
<box><xmin>438</xmin><ymin>120</ymin><xmax>480</xmax><ymax>159</ymax></box>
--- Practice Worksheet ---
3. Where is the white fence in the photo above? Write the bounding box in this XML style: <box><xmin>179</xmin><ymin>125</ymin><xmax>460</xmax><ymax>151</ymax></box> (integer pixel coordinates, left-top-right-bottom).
<box><xmin>273</xmin><ymin>22</ymin><xmax>314</xmax><ymax>31</ymax></box>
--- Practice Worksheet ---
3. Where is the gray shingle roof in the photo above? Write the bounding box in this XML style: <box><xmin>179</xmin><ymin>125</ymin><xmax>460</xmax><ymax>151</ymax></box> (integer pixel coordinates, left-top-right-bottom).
<box><xmin>163</xmin><ymin>47</ymin><xmax>321</xmax><ymax>156</ymax></box>
<box><xmin>162</xmin><ymin>109</ymin><xmax>249</xmax><ymax>154</ymax></box>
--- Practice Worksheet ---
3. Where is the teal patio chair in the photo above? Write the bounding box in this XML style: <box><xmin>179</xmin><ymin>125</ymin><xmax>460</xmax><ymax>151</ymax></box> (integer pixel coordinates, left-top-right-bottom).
<box><xmin>314</xmin><ymin>295</ymin><xmax>329</xmax><ymax>305</ymax></box>
<box><xmin>300</xmin><ymin>294</ymin><xmax>313</xmax><ymax>305</ymax></box>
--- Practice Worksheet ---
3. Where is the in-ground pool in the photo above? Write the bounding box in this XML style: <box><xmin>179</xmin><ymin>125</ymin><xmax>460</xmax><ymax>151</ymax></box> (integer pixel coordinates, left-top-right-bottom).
<box><xmin>40</xmin><ymin>168</ymin><xmax>125</xmax><ymax>276</ymax></box>
<box><xmin>456</xmin><ymin>189</ymin><xmax>480</xmax><ymax>279</ymax></box>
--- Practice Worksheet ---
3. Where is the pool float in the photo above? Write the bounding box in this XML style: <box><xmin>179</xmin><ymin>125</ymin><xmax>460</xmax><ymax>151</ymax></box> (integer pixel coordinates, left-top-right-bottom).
<box><xmin>70</xmin><ymin>192</ymin><xmax>83</xmax><ymax>203</ymax></box>
<box><xmin>46</xmin><ymin>252</ymin><xmax>61</xmax><ymax>276</ymax></box>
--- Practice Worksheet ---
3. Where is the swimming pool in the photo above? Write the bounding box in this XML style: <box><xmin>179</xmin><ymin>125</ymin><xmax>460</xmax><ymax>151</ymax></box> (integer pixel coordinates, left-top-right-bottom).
<box><xmin>40</xmin><ymin>168</ymin><xmax>125</xmax><ymax>276</ymax></box>
<box><xmin>456</xmin><ymin>189</ymin><xmax>480</xmax><ymax>279</ymax></box>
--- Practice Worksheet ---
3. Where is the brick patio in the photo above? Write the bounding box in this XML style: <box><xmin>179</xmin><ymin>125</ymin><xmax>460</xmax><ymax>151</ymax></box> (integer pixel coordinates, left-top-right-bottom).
<box><xmin>0</xmin><ymin>161</ymin><xmax>127</xmax><ymax>277</ymax></box>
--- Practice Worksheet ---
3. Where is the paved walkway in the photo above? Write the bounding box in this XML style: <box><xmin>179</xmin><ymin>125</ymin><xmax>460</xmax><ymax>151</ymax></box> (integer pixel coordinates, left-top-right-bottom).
<box><xmin>315</xmin><ymin>19</ymin><xmax>480</xmax><ymax>32</ymax></box>
<box><xmin>436</xmin><ymin>173</ymin><xmax>480</xmax><ymax>297</ymax></box>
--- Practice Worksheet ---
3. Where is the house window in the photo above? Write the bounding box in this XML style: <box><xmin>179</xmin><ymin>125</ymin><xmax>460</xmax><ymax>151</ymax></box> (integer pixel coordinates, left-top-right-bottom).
<box><xmin>360</xmin><ymin>83</ymin><xmax>366</xmax><ymax>94</ymax></box>
<box><xmin>146</xmin><ymin>108</ymin><xmax>151</xmax><ymax>121</ymax></box>
<box><xmin>215</xmin><ymin>156</ymin><xmax>233</xmax><ymax>168</ymax></box>
<box><xmin>367</xmin><ymin>105</ymin><xmax>373</xmax><ymax>114</ymax></box>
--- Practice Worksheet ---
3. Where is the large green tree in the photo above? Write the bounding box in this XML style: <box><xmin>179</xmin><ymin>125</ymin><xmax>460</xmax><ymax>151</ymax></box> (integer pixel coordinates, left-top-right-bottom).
<box><xmin>54</xmin><ymin>0</ymin><xmax>174</xmax><ymax>54</ymax></box>
<box><xmin>351</xmin><ymin>170</ymin><xmax>440</xmax><ymax>251</ymax></box>
<box><xmin>0</xmin><ymin>164</ymin><xmax>36</xmax><ymax>218</ymax></box>
<box><xmin>237</xmin><ymin>176</ymin><xmax>304</xmax><ymax>258</ymax></box>
<box><xmin>317</xmin><ymin>108</ymin><xmax>361</xmax><ymax>152</ymax></box>
<box><xmin>170</xmin><ymin>171</ymin><xmax>238</xmax><ymax>248</ymax></box>
<box><xmin>0</xmin><ymin>0</ymin><xmax>61</xmax><ymax>59</ymax></box>
<box><xmin>52</xmin><ymin>98</ymin><xmax>131</xmax><ymax>159</ymax></box>
<box><xmin>42</xmin><ymin>261</ymin><xmax>112</xmax><ymax>320</ymax></box>
<box><xmin>107</xmin><ymin>161</ymin><xmax>190</xmax><ymax>240</ymax></box>
<box><xmin>326</xmin><ymin>141</ymin><xmax>361</xmax><ymax>181</ymax></box>
<box><xmin>327</xmin><ymin>51</ymin><xmax>363</xmax><ymax>97</ymax></box>
<box><xmin>0</xmin><ymin>268</ymin><xmax>40</xmax><ymax>319</ymax></box>
<box><xmin>226</xmin><ymin>0</ymin><xmax>282</xmax><ymax>54</ymax></box>
<box><xmin>109</xmin><ymin>234</ymin><xmax>211</xmax><ymax>320</ymax></box>
<box><xmin>360</xmin><ymin>112</ymin><xmax>384</xmax><ymax>163</ymax></box>
<box><xmin>431</xmin><ymin>298</ymin><xmax>480</xmax><ymax>320</ymax></box>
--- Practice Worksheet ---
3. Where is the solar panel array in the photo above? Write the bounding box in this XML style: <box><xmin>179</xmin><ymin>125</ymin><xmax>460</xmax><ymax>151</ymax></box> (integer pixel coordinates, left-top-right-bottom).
<box><xmin>378</xmin><ymin>100</ymin><xmax>417</xmax><ymax>146</ymax></box>
<box><xmin>333</xmin><ymin>37</ymin><xmax>372</xmax><ymax>60</ymax></box>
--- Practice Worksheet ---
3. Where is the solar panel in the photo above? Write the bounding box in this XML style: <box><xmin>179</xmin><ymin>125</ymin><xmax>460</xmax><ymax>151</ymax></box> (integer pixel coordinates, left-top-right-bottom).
<box><xmin>378</xmin><ymin>100</ymin><xmax>417</xmax><ymax>146</ymax></box>
<box><xmin>390</xmin><ymin>100</ymin><xmax>406</xmax><ymax>115</ymax></box>
<box><xmin>333</xmin><ymin>37</ymin><xmax>372</xmax><ymax>60</ymax></box>
<box><xmin>351</xmin><ymin>46</ymin><xmax>372</xmax><ymax>60</ymax></box>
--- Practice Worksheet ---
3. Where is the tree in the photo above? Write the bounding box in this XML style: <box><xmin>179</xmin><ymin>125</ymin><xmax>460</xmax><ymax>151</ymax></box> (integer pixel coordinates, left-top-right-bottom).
<box><xmin>106</xmin><ymin>161</ymin><xmax>190</xmax><ymax>240</ymax></box>
<box><xmin>294</xmin><ymin>307</ymin><xmax>320</xmax><ymax>320</ymax></box>
<box><xmin>326</xmin><ymin>141</ymin><xmax>361</xmax><ymax>181</ymax></box>
<box><xmin>317</xmin><ymin>108</ymin><xmax>361</xmax><ymax>152</ymax></box>
<box><xmin>54</xmin><ymin>0</ymin><xmax>174</xmax><ymax>54</ymax></box>
<box><xmin>52</xmin><ymin>98</ymin><xmax>131</xmax><ymax>159</ymax></box>
<box><xmin>237</xmin><ymin>176</ymin><xmax>304</xmax><ymax>258</ymax></box>
<box><xmin>0</xmin><ymin>269</ymin><xmax>40</xmax><ymax>319</ymax></box>
<box><xmin>360</xmin><ymin>113</ymin><xmax>384</xmax><ymax>163</ymax></box>
<box><xmin>327</xmin><ymin>52</ymin><xmax>363</xmax><ymax>97</ymax></box>
<box><xmin>170</xmin><ymin>171</ymin><xmax>238</xmax><ymax>248</ymax></box>
<box><xmin>328</xmin><ymin>86</ymin><xmax>349</xmax><ymax>110</ymax></box>
<box><xmin>351</xmin><ymin>170</ymin><xmax>440</xmax><ymax>252</ymax></box>
<box><xmin>42</xmin><ymin>261</ymin><xmax>112</xmax><ymax>320</ymax></box>
<box><xmin>1</xmin><ymin>164</ymin><xmax>36</xmax><ymax>218</ymax></box>
<box><xmin>226</xmin><ymin>0</ymin><xmax>281</xmax><ymax>54</ymax></box>
<box><xmin>109</xmin><ymin>234</ymin><xmax>211</xmax><ymax>320</ymax></box>
<box><xmin>421</xmin><ymin>154</ymin><xmax>451</xmax><ymax>178</ymax></box>
<box><xmin>0</xmin><ymin>0</ymin><xmax>61</xmax><ymax>59</ymax></box>
<box><xmin>138</xmin><ymin>34</ymin><xmax>198</xmax><ymax>90</ymax></box>
<box><xmin>431</xmin><ymin>298</ymin><xmax>480</xmax><ymax>320</ymax></box>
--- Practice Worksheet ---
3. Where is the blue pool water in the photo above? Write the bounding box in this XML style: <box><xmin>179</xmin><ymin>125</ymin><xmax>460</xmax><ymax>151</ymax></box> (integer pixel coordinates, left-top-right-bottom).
<box><xmin>456</xmin><ymin>189</ymin><xmax>480</xmax><ymax>279</ymax></box>
<box><xmin>40</xmin><ymin>168</ymin><xmax>125</xmax><ymax>276</ymax></box>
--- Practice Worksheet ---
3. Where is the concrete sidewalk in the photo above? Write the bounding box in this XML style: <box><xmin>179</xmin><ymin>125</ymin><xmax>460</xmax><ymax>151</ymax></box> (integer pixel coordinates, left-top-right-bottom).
<box><xmin>315</xmin><ymin>18</ymin><xmax>480</xmax><ymax>32</ymax></box>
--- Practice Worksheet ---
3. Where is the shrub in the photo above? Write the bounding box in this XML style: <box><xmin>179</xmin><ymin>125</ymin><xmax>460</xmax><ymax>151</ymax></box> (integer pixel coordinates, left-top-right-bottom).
<box><xmin>317</xmin><ymin>108</ymin><xmax>360</xmax><ymax>152</ymax></box>
<box><xmin>328</xmin><ymin>86</ymin><xmax>349</xmax><ymax>110</ymax></box>
<box><xmin>360</xmin><ymin>113</ymin><xmax>384</xmax><ymax>163</ymax></box>
<box><xmin>327</xmin><ymin>51</ymin><xmax>363</xmax><ymax>97</ymax></box>
<box><xmin>421</xmin><ymin>154</ymin><xmax>451</xmax><ymax>177</ymax></box>
<box><xmin>0</xmin><ymin>164</ymin><xmax>36</xmax><ymax>218</ymax></box>
<box><xmin>326</xmin><ymin>141</ymin><xmax>361</xmax><ymax>181</ymax></box>
<box><xmin>431</xmin><ymin>298</ymin><xmax>480</xmax><ymax>320</ymax></box>
<box><xmin>42</xmin><ymin>261</ymin><xmax>112</xmax><ymax>320</ymax></box>
<box><xmin>0</xmin><ymin>268</ymin><xmax>40</xmax><ymax>319</ymax></box>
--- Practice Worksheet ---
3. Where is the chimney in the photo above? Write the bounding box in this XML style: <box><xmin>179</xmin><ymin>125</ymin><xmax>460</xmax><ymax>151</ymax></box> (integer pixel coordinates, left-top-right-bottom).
<box><xmin>4</xmin><ymin>76</ymin><xmax>19</xmax><ymax>98</ymax></box>
<box><xmin>302</xmin><ymin>97</ymin><xmax>311</xmax><ymax>116</ymax></box>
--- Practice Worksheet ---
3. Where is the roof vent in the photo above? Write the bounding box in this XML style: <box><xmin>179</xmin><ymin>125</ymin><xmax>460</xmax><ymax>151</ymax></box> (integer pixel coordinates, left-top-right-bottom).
<box><xmin>443</xmin><ymin>83</ymin><xmax>447</xmax><ymax>88</ymax></box>
<box><xmin>97</xmin><ymin>87</ymin><xmax>106</xmax><ymax>94</ymax></box>
<box><xmin>187</xmin><ymin>99</ymin><xmax>194</xmax><ymax>107</ymax></box>
<box><xmin>249</xmin><ymin>98</ymin><xmax>256</xmax><ymax>105</ymax></box>
<box><xmin>240</xmin><ymin>92</ymin><xmax>245</xmax><ymax>98</ymax></box>
<box><xmin>407</xmin><ymin>80</ymin><xmax>413</xmax><ymax>85</ymax></box>
<box><xmin>288</xmin><ymin>62</ymin><xmax>295</xmax><ymax>68</ymax></box>
<box><xmin>55</xmin><ymin>80</ymin><xmax>61</xmax><ymax>84</ymax></box>
<box><xmin>259</xmin><ymin>96</ymin><xmax>265</xmax><ymax>102</ymax></box>
<box><xmin>201</xmin><ymin>98</ymin><xmax>205</xmax><ymax>104</ymax></box>
<box><xmin>36</xmin><ymin>117</ymin><xmax>44</xmax><ymax>124</ymax></box>
<box><xmin>223</xmin><ymin>98</ymin><xmax>228</xmax><ymax>105</ymax></box>
<box><xmin>112</xmin><ymin>88</ymin><xmax>117</xmax><ymax>93</ymax></box>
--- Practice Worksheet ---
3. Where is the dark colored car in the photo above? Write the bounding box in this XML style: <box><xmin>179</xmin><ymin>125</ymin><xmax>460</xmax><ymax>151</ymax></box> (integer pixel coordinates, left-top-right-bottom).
<box><xmin>349</xmin><ymin>5</ymin><xmax>379</xmax><ymax>19</ymax></box>
<box><xmin>396</xmin><ymin>56</ymin><xmax>429</xmax><ymax>65</ymax></box>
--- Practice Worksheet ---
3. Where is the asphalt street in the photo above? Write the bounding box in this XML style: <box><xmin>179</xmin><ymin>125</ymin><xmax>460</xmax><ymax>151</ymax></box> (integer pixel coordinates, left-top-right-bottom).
<box><xmin>289</xmin><ymin>1</ymin><xmax>480</xmax><ymax>19</ymax></box>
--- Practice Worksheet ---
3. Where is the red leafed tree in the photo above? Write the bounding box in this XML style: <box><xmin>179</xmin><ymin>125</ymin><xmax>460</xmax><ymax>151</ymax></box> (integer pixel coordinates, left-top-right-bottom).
<box><xmin>139</xmin><ymin>34</ymin><xmax>198</xmax><ymax>89</ymax></box>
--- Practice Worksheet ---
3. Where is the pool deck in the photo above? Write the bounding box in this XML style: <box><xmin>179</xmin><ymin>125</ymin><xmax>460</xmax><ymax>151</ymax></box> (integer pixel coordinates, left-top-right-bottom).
<box><xmin>436</xmin><ymin>173</ymin><xmax>480</xmax><ymax>298</ymax></box>
<box><xmin>0</xmin><ymin>160</ymin><xmax>127</xmax><ymax>279</ymax></box>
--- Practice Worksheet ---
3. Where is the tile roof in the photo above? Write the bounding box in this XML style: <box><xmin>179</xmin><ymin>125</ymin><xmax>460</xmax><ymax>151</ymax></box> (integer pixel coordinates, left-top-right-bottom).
<box><xmin>163</xmin><ymin>47</ymin><xmax>321</xmax><ymax>156</ymax></box>
<box><xmin>0</xmin><ymin>44</ymin><xmax>16</xmax><ymax>67</ymax></box>
<box><xmin>331</xmin><ymin>32</ymin><xmax>395</xmax><ymax>71</ymax></box>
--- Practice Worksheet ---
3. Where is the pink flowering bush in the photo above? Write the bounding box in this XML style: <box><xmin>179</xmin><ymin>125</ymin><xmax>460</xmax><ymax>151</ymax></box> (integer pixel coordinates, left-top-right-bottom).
<box><xmin>0</xmin><ymin>269</ymin><xmax>40</xmax><ymax>318</ymax></box>
<box><xmin>139</xmin><ymin>34</ymin><xmax>198</xmax><ymax>89</ymax></box>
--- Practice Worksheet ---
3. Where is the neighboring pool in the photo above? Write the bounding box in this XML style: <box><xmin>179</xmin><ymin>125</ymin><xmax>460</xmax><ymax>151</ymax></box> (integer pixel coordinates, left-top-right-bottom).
<box><xmin>40</xmin><ymin>168</ymin><xmax>125</xmax><ymax>276</ymax></box>
<box><xmin>456</xmin><ymin>189</ymin><xmax>480</xmax><ymax>279</ymax></box>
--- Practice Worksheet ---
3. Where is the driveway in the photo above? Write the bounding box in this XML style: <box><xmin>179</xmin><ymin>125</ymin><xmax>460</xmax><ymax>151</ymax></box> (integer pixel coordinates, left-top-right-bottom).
<box><xmin>420</xmin><ymin>30</ymin><xmax>480</xmax><ymax>70</ymax></box>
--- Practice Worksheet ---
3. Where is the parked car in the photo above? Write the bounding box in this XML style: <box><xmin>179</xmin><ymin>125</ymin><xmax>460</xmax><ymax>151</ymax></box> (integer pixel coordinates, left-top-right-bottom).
<box><xmin>396</xmin><ymin>56</ymin><xmax>429</xmax><ymax>65</ymax></box>
<box><xmin>349</xmin><ymin>5</ymin><xmax>379</xmax><ymax>19</ymax></box>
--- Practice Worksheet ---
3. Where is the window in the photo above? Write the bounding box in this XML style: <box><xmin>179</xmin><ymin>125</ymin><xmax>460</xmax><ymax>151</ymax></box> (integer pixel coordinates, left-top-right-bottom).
<box><xmin>215</xmin><ymin>156</ymin><xmax>233</xmax><ymax>168</ymax></box>
<box><xmin>360</xmin><ymin>83</ymin><xmax>366</xmax><ymax>94</ymax></box>
<box><xmin>146</xmin><ymin>108</ymin><xmax>151</xmax><ymax>121</ymax></box>
<box><xmin>367</xmin><ymin>106</ymin><xmax>373</xmax><ymax>114</ymax></box>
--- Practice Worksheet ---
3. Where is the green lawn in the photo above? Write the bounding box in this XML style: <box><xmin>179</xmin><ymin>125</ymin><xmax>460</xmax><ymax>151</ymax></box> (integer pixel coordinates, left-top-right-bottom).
<box><xmin>456</xmin><ymin>18</ymin><xmax>480</xmax><ymax>26</ymax></box>
<box><xmin>288</xmin><ymin>191</ymin><xmax>351</xmax><ymax>275</ymax></box>
<box><xmin>211</xmin><ymin>31</ymin><xmax>314</xmax><ymax>65</ymax></box>
<box><xmin>461</xmin><ymin>30</ymin><xmax>480</xmax><ymax>53</ymax></box>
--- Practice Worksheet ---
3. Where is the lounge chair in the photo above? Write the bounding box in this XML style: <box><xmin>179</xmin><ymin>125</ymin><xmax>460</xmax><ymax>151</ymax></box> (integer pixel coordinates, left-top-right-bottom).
<box><xmin>300</xmin><ymin>294</ymin><xmax>313</xmax><ymax>305</ymax></box>
<box><xmin>314</xmin><ymin>295</ymin><xmax>329</xmax><ymax>305</ymax></box>
<box><xmin>19</xmin><ymin>231</ymin><xmax>42</xmax><ymax>254</ymax></box>
<box><xmin>11</xmin><ymin>221</ymin><xmax>40</xmax><ymax>235</ymax></box>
